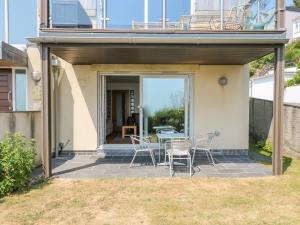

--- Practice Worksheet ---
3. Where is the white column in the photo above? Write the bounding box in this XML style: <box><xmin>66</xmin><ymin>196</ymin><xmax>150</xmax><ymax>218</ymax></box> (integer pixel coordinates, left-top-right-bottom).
<box><xmin>162</xmin><ymin>0</ymin><xmax>166</xmax><ymax>29</ymax></box>
<box><xmin>144</xmin><ymin>0</ymin><xmax>148</xmax><ymax>28</ymax></box>
<box><xmin>190</xmin><ymin>0</ymin><xmax>195</xmax><ymax>15</ymax></box>
<box><xmin>103</xmin><ymin>0</ymin><xmax>107</xmax><ymax>29</ymax></box>
<box><xmin>4</xmin><ymin>0</ymin><xmax>9</xmax><ymax>43</ymax></box>
<box><xmin>220</xmin><ymin>0</ymin><xmax>224</xmax><ymax>30</ymax></box>
<box><xmin>97</xmin><ymin>0</ymin><xmax>103</xmax><ymax>29</ymax></box>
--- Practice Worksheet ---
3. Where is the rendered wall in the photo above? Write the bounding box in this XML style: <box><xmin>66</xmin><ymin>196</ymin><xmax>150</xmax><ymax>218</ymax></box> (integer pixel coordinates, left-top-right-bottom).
<box><xmin>57</xmin><ymin>63</ymin><xmax>249</xmax><ymax>152</ymax></box>
<box><xmin>0</xmin><ymin>112</ymin><xmax>42</xmax><ymax>165</ymax></box>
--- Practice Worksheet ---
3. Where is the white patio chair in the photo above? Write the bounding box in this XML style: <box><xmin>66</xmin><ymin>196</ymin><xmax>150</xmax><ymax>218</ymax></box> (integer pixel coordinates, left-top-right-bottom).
<box><xmin>192</xmin><ymin>132</ymin><xmax>216</xmax><ymax>166</ymax></box>
<box><xmin>129</xmin><ymin>135</ymin><xmax>156</xmax><ymax>167</ymax></box>
<box><xmin>167</xmin><ymin>140</ymin><xmax>192</xmax><ymax>177</ymax></box>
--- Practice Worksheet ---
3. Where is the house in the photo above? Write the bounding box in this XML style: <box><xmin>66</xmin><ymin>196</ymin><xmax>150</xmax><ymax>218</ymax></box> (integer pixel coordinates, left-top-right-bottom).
<box><xmin>292</xmin><ymin>16</ymin><xmax>300</xmax><ymax>40</ymax></box>
<box><xmin>284</xmin><ymin>6</ymin><xmax>300</xmax><ymax>42</ymax></box>
<box><xmin>0</xmin><ymin>0</ymin><xmax>43</xmax><ymax>165</ymax></box>
<box><xmin>0</xmin><ymin>0</ymin><xmax>287</xmax><ymax>177</ymax></box>
<box><xmin>250</xmin><ymin>67</ymin><xmax>300</xmax><ymax>104</ymax></box>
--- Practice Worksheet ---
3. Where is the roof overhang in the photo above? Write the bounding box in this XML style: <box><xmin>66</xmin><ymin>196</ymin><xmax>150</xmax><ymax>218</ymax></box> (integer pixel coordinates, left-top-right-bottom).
<box><xmin>28</xmin><ymin>30</ymin><xmax>288</xmax><ymax>65</ymax></box>
<box><xmin>0</xmin><ymin>41</ymin><xmax>28</xmax><ymax>67</ymax></box>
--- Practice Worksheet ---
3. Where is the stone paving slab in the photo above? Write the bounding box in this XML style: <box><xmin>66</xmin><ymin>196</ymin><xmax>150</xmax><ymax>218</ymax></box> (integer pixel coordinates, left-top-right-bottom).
<box><xmin>48</xmin><ymin>154</ymin><xmax>272</xmax><ymax>178</ymax></box>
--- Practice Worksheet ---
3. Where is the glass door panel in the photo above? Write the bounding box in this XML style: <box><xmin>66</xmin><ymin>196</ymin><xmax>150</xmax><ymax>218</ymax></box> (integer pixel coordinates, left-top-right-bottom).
<box><xmin>140</xmin><ymin>76</ymin><xmax>188</xmax><ymax>142</ymax></box>
<box><xmin>107</xmin><ymin>0</ymin><xmax>144</xmax><ymax>29</ymax></box>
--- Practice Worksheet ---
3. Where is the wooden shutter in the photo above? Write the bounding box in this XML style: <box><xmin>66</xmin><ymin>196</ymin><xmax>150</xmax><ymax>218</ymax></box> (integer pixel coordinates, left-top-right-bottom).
<box><xmin>0</xmin><ymin>69</ymin><xmax>13</xmax><ymax>112</ymax></box>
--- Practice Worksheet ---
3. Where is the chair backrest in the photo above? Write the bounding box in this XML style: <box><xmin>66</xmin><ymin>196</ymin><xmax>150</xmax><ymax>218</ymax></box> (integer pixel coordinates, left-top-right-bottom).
<box><xmin>169</xmin><ymin>140</ymin><xmax>191</xmax><ymax>155</ymax></box>
<box><xmin>130</xmin><ymin>135</ymin><xmax>150</xmax><ymax>152</ymax></box>
<box><xmin>195</xmin><ymin>132</ymin><xmax>216</xmax><ymax>150</ymax></box>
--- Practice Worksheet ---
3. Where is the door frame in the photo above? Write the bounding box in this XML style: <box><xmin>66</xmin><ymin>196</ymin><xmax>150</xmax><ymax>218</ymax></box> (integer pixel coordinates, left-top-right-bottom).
<box><xmin>97</xmin><ymin>72</ymin><xmax>194</xmax><ymax>147</ymax></box>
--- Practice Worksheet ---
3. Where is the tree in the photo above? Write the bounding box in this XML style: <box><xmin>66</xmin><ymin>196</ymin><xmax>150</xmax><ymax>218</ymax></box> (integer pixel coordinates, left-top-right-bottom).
<box><xmin>294</xmin><ymin>0</ymin><xmax>300</xmax><ymax>8</ymax></box>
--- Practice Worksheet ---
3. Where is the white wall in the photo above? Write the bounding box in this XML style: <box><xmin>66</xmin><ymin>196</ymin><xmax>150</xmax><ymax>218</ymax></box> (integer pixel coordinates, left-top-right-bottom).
<box><xmin>286</xmin><ymin>10</ymin><xmax>300</xmax><ymax>42</ymax></box>
<box><xmin>250</xmin><ymin>67</ymin><xmax>300</xmax><ymax>104</ymax></box>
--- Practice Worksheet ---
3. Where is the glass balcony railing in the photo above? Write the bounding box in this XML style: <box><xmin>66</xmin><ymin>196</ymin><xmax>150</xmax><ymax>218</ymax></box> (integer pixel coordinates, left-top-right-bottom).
<box><xmin>49</xmin><ymin>0</ymin><xmax>277</xmax><ymax>31</ymax></box>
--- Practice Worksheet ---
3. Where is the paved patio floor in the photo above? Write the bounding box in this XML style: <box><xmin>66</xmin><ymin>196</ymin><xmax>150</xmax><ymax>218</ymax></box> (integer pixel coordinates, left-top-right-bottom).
<box><xmin>50</xmin><ymin>154</ymin><xmax>272</xmax><ymax>178</ymax></box>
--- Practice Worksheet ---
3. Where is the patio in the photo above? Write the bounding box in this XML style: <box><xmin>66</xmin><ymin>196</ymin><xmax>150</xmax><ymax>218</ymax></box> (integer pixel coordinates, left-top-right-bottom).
<box><xmin>49</xmin><ymin>154</ymin><xmax>272</xmax><ymax>179</ymax></box>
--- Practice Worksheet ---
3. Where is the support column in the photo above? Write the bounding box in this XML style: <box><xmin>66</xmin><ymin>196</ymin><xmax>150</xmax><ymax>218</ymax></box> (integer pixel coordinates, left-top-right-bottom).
<box><xmin>162</xmin><ymin>0</ymin><xmax>166</xmax><ymax>29</ymax></box>
<box><xmin>220</xmin><ymin>0</ymin><xmax>224</xmax><ymax>30</ymax></box>
<box><xmin>272</xmin><ymin>0</ymin><xmax>285</xmax><ymax>175</ymax></box>
<box><xmin>4</xmin><ymin>0</ymin><xmax>9</xmax><ymax>43</ymax></box>
<box><xmin>42</xmin><ymin>45</ymin><xmax>51</xmax><ymax>178</ymax></box>
<box><xmin>273</xmin><ymin>45</ymin><xmax>285</xmax><ymax>175</ymax></box>
<box><xmin>144</xmin><ymin>0</ymin><xmax>148</xmax><ymax>29</ymax></box>
<box><xmin>40</xmin><ymin>0</ymin><xmax>49</xmax><ymax>28</ymax></box>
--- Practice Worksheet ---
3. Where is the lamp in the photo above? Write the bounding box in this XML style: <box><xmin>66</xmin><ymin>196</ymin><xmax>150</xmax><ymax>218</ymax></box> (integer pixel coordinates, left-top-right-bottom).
<box><xmin>31</xmin><ymin>71</ymin><xmax>41</xmax><ymax>82</ymax></box>
<box><xmin>218</xmin><ymin>76</ymin><xmax>228</xmax><ymax>86</ymax></box>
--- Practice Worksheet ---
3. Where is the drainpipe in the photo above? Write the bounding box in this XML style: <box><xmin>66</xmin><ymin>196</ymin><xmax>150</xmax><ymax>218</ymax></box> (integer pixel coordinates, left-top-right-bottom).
<box><xmin>220</xmin><ymin>0</ymin><xmax>224</xmax><ymax>30</ymax></box>
<box><xmin>51</xmin><ymin>57</ymin><xmax>60</xmax><ymax>158</ymax></box>
<box><xmin>4</xmin><ymin>0</ymin><xmax>9</xmax><ymax>43</ymax></box>
<box><xmin>162</xmin><ymin>0</ymin><xmax>166</xmax><ymax>29</ymax></box>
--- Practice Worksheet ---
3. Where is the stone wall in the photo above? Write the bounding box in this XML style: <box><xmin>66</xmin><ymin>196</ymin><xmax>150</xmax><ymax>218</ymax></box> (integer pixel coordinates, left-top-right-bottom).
<box><xmin>250</xmin><ymin>98</ymin><xmax>300</xmax><ymax>158</ymax></box>
<box><xmin>0</xmin><ymin>112</ymin><xmax>42</xmax><ymax>165</ymax></box>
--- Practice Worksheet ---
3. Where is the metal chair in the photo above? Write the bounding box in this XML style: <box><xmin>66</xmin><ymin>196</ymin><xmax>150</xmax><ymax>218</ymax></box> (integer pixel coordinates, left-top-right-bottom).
<box><xmin>192</xmin><ymin>132</ymin><xmax>216</xmax><ymax>166</ymax></box>
<box><xmin>167</xmin><ymin>140</ymin><xmax>192</xmax><ymax>177</ymax></box>
<box><xmin>129</xmin><ymin>135</ymin><xmax>156</xmax><ymax>167</ymax></box>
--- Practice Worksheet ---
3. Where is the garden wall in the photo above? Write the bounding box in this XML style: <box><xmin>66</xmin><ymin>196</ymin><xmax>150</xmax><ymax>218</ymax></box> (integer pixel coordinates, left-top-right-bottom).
<box><xmin>0</xmin><ymin>112</ymin><xmax>42</xmax><ymax>165</ymax></box>
<box><xmin>249</xmin><ymin>98</ymin><xmax>300</xmax><ymax>158</ymax></box>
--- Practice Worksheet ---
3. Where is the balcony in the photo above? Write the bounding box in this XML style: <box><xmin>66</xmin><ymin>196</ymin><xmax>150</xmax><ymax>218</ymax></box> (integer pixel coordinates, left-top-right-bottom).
<box><xmin>47</xmin><ymin>0</ymin><xmax>278</xmax><ymax>32</ymax></box>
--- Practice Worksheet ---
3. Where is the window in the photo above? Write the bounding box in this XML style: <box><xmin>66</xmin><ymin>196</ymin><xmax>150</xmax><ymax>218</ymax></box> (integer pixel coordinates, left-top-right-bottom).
<box><xmin>294</xmin><ymin>21</ymin><xmax>300</xmax><ymax>34</ymax></box>
<box><xmin>14</xmin><ymin>69</ymin><xmax>27</xmax><ymax>111</ymax></box>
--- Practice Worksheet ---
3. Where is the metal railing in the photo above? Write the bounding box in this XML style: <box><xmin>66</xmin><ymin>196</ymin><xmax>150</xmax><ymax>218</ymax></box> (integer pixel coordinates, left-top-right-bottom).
<box><xmin>47</xmin><ymin>0</ymin><xmax>278</xmax><ymax>31</ymax></box>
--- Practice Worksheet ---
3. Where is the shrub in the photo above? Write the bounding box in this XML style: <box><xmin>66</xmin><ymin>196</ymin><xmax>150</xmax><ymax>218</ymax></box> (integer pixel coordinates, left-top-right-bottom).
<box><xmin>287</xmin><ymin>71</ymin><xmax>300</xmax><ymax>87</ymax></box>
<box><xmin>0</xmin><ymin>133</ymin><xmax>36</xmax><ymax>198</ymax></box>
<box><xmin>148</xmin><ymin>107</ymin><xmax>185</xmax><ymax>133</ymax></box>
<box><xmin>255</xmin><ymin>140</ymin><xmax>272</xmax><ymax>157</ymax></box>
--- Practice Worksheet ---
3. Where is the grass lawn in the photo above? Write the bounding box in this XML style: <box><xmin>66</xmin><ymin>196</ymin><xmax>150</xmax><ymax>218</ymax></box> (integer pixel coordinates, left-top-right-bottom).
<box><xmin>0</xmin><ymin>156</ymin><xmax>300</xmax><ymax>225</ymax></box>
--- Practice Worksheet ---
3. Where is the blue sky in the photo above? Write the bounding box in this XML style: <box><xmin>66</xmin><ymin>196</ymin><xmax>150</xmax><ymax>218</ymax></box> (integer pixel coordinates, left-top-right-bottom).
<box><xmin>0</xmin><ymin>0</ymin><xmax>37</xmax><ymax>44</ymax></box>
<box><xmin>107</xmin><ymin>0</ymin><xmax>190</xmax><ymax>28</ymax></box>
<box><xmin>0</xmin><ymin>0</ymin><xmax>296</xmax><ymax>43</ymax></box>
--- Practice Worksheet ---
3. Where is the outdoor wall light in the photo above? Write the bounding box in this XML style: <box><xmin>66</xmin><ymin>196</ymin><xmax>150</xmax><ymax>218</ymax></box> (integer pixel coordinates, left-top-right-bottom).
<box><xmin>31</xmin><ymin>71</ymin><xmax>41</xmax><ymax>82</ymax></box>
<box><xmin>218</xmin><ymin>76</ymin><xmax>228</xmax><ymax>86</ymax></box>
<box><xmin>51</xmin><ymin>56</ymin><xmax>60</xmax><ymax>67</ymax></box>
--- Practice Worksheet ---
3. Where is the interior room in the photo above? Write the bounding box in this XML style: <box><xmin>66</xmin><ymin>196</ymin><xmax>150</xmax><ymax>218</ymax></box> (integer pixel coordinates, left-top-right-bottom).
<box><xmin>105</xmin><ymin>76</ymin><xmax>140</xmax><ymax>144</ymax></box>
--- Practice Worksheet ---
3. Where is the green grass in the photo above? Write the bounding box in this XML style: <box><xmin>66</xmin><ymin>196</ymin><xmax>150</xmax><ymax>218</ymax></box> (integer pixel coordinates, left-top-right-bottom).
<box><xmin>0</xmin><ymin>145</ymin><xmax>300</xmax><ymax>225</ymax></box>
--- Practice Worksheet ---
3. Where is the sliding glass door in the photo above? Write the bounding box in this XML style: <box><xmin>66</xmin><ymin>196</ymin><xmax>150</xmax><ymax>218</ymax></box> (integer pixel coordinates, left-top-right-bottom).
<box><xmin>140</xmin><ymin>76</ymin><xmax>190</xmax><ymax>142</ymax></box>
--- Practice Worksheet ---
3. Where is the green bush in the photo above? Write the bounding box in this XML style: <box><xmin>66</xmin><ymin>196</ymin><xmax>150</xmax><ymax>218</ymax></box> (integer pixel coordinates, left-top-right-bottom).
<box><xmin>250</xmin><ymin>39</ymin><xmax>300</xmax><ymax>77</ymax></box>
<box><xmin>148</xmin><ymin>107</ymin><xmax>185</xmax><ymax>133</ymax></box>
<box><xmin>287</xmin><ymin>71</ymin><xmax>300</xmax><ymax>87</ymax></box>
<box><xmin>0</xmin><ymin>133</ymin><xmax>36</xmax><ymax>198</ymax></box>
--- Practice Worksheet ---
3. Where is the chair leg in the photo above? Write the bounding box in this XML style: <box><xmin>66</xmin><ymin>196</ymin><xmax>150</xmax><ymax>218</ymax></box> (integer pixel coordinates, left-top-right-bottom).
<box><xmin>150</xmin><ymin>150</ymin><xmax>156</xmax><ymax>167</ymax></box>
<box><xmin>208</xmin><ymin>150</ymin><xmax>215</xmax><ymax>166</ymax></box>
<box><xmin>205</xmin><ymin>150</ymin><xmax>211</xmax><ymax>164</ymax></box>
<box><xmin>169</xmin><ymin>155</ymin><xmax>173</xmax><ymax>177</ymax></box>
<box><xmin>192</xmin><ymin>149</ymin><xmax>196</xmax><ymax>166</ymax></box>
<box><xmin>189</xmin><ymin>156</ymin><xmax>192</xmax><ymax>177</ymax></box>
<box><xmin>130</xmin><ymin>151</ymin><xmax>138</xmax><ymax>168</ymax></box>
<box><xmin>164</xmin><ymin>148</ymin><xmax>167</xmax><ymax>166</ymax></box>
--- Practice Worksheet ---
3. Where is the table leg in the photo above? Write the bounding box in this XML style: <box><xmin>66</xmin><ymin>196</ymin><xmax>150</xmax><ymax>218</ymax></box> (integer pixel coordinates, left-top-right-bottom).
<box><xmin>122</xmin><ymin>127</ymin><xmax>125</xmax><ymax>139</ymax></box>
<box><xmin>158</xmin><ymin>138</ymin><xmax>161</xmax><ymax>163</ymax></box>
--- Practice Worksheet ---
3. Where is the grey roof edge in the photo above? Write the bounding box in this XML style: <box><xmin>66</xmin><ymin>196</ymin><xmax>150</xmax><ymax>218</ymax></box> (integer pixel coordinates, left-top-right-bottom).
<box><xmin>0</xmin><ymin>41</ymin><xmax>28</xmax><ymax>66</ymax></box>
<box><xmin>27</xmin><ymin>30</ymin><xmax>288</xmax><ymax>45</ymax></box>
